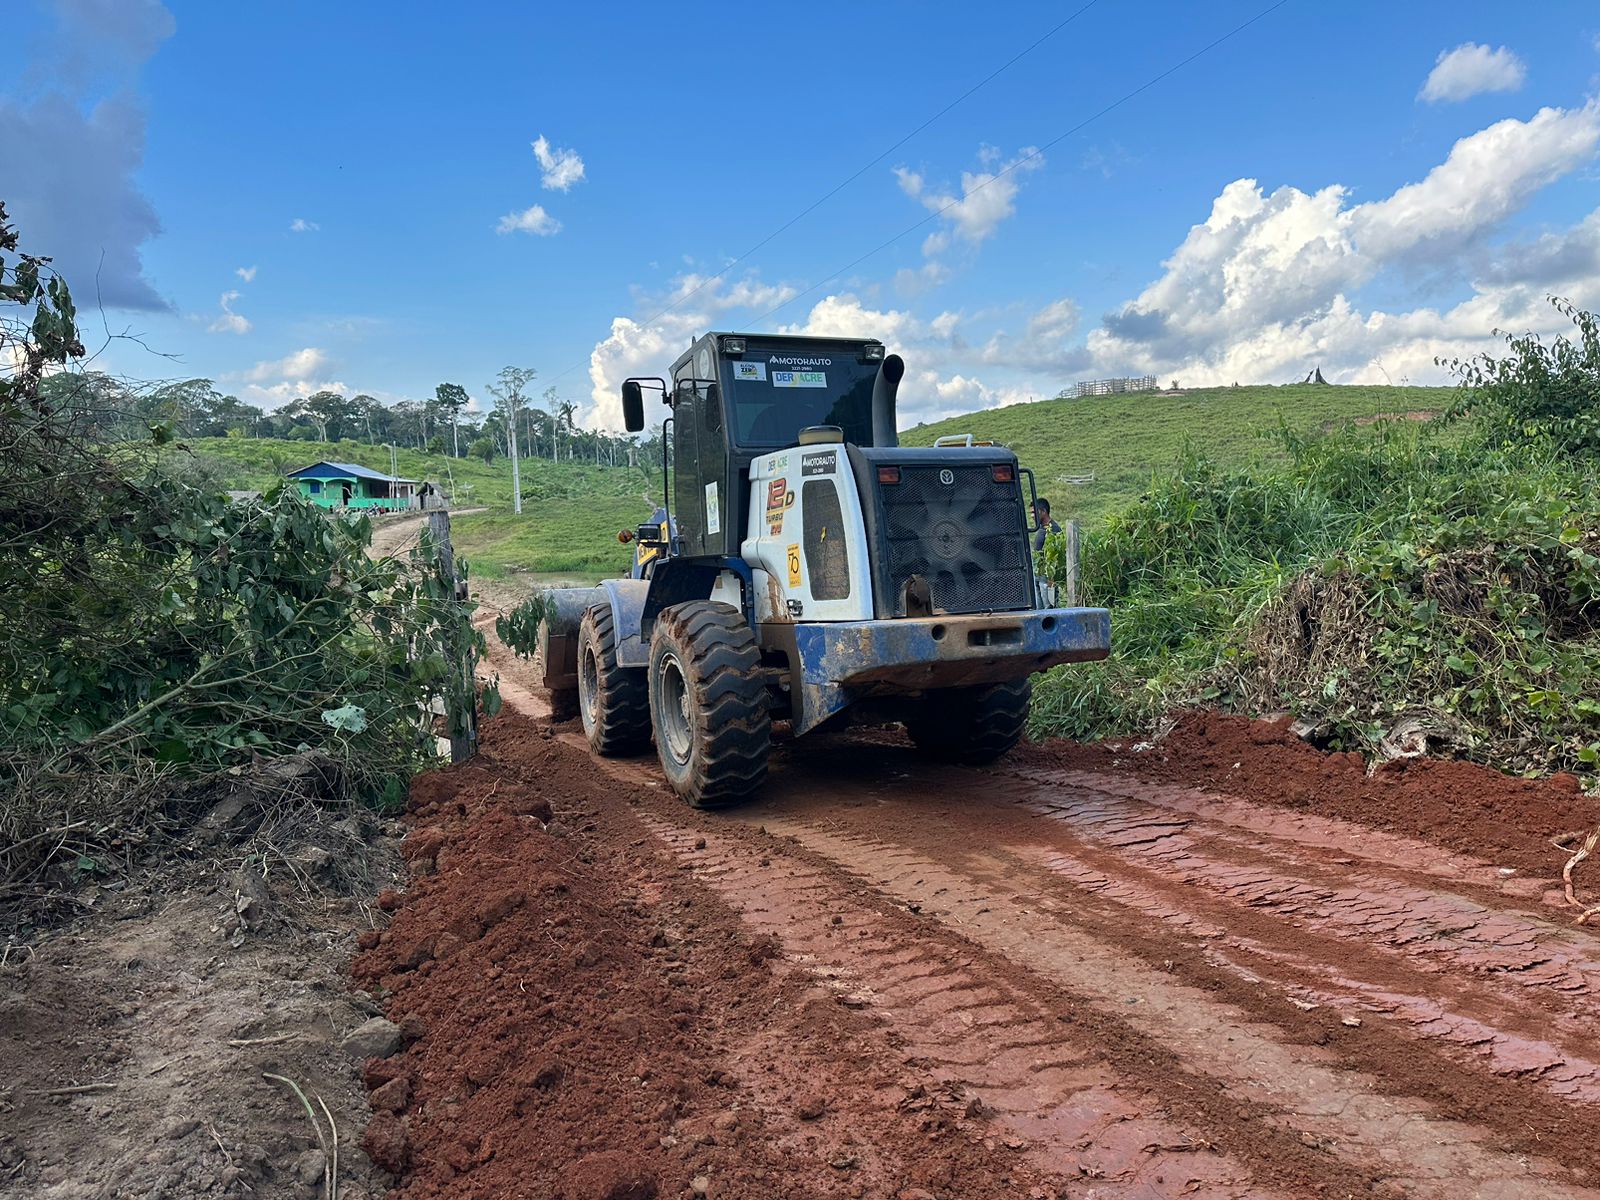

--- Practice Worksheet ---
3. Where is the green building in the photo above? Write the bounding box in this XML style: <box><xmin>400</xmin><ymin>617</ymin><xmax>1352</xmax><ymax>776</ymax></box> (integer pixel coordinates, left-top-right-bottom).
<box><xmin>286</xmin><ymin>461</ymin><xmax>419</xmax><ymax>511</ymax></box>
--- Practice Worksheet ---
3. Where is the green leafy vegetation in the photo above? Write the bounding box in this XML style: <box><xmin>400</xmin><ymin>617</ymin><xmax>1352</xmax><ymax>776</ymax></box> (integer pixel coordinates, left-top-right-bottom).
<box><xmin>0</xmin><ymin>203</ymin><xmax>490</xmax><ymax>896</ymax></box>
<box><xmin>904</xmin><ymin>382</ymin><xmax>1454</xmax><ymax>525</ymax></box>
<box><xmin>1030</xmin><ymin>300</ymin><xmax>1600</xmax><ymax>777</ymax></box>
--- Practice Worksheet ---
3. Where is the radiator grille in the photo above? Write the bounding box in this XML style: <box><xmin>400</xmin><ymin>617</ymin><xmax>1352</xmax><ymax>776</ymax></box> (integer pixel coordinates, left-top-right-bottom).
<box><xmin>876</xmin><ymin>464</ymin><xmax>1032</xmax><ymax>616</ymax></box>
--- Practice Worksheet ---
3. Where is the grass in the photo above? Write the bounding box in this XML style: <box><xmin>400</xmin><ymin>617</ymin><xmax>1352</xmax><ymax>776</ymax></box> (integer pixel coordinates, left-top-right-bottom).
<box><xmin>184</xmin><ymin>436</ymin><xmax>655</xmax><ymax>580</ymax></box>
<box><xmin>902</xmin><ymin>384</ymin><xmax>1454</xmax><ymax>525</ymax></box>
<box><xmin>185</xmin><ymin>387</ymin><xmax>1450</xmax><ymax>584</ymax></box>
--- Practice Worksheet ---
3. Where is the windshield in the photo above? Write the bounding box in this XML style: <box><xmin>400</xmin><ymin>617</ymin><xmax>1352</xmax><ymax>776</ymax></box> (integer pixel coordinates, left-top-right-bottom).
<box><xmin>720</xmin><ymin>346</ymin><xmax>878</xmax><ymax>448</ymax></box>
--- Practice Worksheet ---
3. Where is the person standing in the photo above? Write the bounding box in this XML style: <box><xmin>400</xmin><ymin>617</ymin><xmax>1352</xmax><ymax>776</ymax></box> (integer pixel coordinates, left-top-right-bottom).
<box><xmin>1031</xmin><ymin>496</ymin><xmax>1061</xmax><ymax>551</ymax></box>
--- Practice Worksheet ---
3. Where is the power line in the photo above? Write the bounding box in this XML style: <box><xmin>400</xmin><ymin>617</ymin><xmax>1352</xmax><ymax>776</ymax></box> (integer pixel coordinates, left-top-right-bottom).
<box><xmin>541</xmin><ymin>1</ymin><xmax>1101</xmax><ymax>388</ymax></box>
<box><xmin>745</xmin><ymin>0</ymin><xmax>1293</xmax><ymax>330</ymax></box>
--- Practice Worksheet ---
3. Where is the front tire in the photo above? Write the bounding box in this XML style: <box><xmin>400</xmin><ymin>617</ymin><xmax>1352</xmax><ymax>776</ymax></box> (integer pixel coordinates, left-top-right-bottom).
<box><xmin>649</xmin><ymin>601</ymin><xmax>770</xmax><ymax>807</ymax></box>
<box><xmin>904</xmin><ymin>679</ymin><xmax>1032</xmax><ymax>765</ymax></box>
<box><xmin>577</xmin><ymin>605</ymin><xmax>652</xmax><ymax>755</ymax></box>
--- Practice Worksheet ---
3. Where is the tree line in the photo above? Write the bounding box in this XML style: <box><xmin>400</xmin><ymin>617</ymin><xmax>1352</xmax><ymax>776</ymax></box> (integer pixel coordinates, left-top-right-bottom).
<box><xmin>34</xmin><ymin>370</ymin><xmax>653</xmax><ymax>468</ymax></box>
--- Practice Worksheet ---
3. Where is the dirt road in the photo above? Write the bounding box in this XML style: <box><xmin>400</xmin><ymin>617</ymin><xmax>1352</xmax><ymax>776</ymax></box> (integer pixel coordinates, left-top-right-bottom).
<box><xmin>356</xmin><ymin>643</ymin><xmax>1600</xmax><ymax>1199</ymax></box>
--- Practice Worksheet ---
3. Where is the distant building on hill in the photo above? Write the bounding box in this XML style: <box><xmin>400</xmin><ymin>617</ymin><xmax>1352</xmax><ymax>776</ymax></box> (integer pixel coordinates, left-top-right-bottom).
<box><xmin>286</xmin><ymin>461</ymin><xmax>419</xmax><ymax>511</ymax></box>
<box><xmin>1063</xmin><ymin>375</ymin><xmax>1159</xmax><ymax>398</ymax></box>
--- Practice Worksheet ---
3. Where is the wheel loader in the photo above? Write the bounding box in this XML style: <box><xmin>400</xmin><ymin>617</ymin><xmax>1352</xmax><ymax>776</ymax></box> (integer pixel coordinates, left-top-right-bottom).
<box><xmin>535</xmin><ymin>332</ymin><xmax>1110</xmax><ymax>806</ymax></box>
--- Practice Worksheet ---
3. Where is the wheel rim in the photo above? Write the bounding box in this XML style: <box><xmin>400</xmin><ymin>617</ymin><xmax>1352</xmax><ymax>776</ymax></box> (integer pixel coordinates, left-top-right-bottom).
<box><xmin>657</xmin><ymin>650</ymin><xmax>693</xmax><ymax>766</ymax></box>
<box><xmin>578</xmin><ymin>641</ymin><xmax>599</xmax><ymax>733</ymax></box>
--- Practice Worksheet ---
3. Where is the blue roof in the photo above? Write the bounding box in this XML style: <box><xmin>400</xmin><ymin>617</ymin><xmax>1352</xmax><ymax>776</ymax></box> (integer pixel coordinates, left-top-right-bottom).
<box><xmin>286</xmin><ymin>460</ymin><xmax>418</xmax><ymax>484</ymax></box>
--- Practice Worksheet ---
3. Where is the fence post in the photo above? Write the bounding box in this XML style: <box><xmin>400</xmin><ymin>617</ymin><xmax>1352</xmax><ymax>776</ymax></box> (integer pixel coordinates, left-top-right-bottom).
<box><xmin>1062</xmin><ymin>519</ymin><xmax>1080</xmax><ymax>608</ymax></box>
<box><xmin>426</xmin><ymin>500</ymin><xmax>477</xmax><ymax>763</ymax></box>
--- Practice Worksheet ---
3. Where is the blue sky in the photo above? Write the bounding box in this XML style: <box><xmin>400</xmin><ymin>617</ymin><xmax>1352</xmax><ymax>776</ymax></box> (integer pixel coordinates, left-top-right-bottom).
<box><xmin>4</xmin><ymin>0</ymin><xmax>1600</xmax><ymax>428</ymax></box>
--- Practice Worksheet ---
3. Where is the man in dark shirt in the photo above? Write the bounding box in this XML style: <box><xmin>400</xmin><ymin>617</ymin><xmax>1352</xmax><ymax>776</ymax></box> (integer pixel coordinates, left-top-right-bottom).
<box><xmin>1031</xmin><ymin>497</ymin><xmax>1061</xmax><ymax>551</ymax></box>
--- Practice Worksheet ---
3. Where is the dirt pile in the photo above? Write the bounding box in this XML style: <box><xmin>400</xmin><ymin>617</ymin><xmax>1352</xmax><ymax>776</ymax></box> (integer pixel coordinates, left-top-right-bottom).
<box><xmin>1023</xmin><ymin>710</ymin><xmax>1600</xmax><ymax>877</ymax></box>
<box><xmin>352</xmin><ymin>720</ymin><xmax>1065</xmax><ymax>1199</ymax></box>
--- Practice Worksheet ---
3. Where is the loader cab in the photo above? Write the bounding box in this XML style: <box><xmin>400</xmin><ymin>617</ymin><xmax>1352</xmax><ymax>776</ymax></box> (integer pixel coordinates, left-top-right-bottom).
<box><xmin>624</xmin><ymin>332</ymin><xmax>898</xmax><ymax>561</ymax></box>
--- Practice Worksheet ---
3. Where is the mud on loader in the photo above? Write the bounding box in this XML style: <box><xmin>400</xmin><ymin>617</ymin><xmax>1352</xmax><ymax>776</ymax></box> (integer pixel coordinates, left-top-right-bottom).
<box><xmin>536</xmin><ymin>333</ymin><xmax>1110</xmax><ymax>806</ymax></box>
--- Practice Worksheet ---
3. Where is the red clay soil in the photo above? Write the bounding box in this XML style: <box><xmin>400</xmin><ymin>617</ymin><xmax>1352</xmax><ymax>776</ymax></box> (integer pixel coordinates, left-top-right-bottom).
<box><xmin>352</xmin><ymin>721</ymin><xmax>1063</xmax><ymax>1199</ymax></box>
<box><xmin>1019</xmin><ymin>710</ymin><xmax>1600</xmax><ymax>877</ymax></box>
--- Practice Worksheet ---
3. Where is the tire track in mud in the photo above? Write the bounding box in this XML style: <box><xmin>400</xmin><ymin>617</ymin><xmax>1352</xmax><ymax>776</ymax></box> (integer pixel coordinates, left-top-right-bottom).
<box><xmin>483</xmin><ymin>646</ymin><xmax>1600</xmax><ymax>1196</ymax></box>
<box><xmin>733</xmin><ymin>814</ymin><xmax>1599</xmax><ymax>1199</ymax></box>
<box><xmin>987</xmin><ymin>769</ymin><xmax>1600</xmax><ymax>1099</ymax></box>
<box><xmin>637</xmin><ymin>813</ymin><xmax>1282</xmax><ymax>1199</ymax></box>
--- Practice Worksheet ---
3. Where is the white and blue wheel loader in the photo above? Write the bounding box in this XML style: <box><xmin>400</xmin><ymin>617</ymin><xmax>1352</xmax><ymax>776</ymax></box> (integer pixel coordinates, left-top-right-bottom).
<box><xmin>536</xmin><ymin>333</ymin><xmax>1110</xmax><ymax>807</ymax></box>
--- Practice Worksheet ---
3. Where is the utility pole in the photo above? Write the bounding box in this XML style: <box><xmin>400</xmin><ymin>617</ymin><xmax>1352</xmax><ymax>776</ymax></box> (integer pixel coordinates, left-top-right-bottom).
<box><xmin>507</xmin><ymin>408</ymin><xmax>522</xmax><ymax>514</ymax></box>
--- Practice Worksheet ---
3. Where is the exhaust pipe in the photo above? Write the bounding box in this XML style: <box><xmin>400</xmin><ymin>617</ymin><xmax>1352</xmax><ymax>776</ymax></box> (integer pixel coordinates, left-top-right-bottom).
<box><xmin>871</xmin><ymin>353</ymin><xmax>904</xmax><ymax>448</ymax></box>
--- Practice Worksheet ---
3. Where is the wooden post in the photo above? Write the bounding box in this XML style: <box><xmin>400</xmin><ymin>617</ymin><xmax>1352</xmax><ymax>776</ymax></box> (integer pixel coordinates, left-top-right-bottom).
<box><xmin>1062</xmin><ymin>519</ymin><xmax>1080</xmax><ymax>608</ymax></box>
<box><xmin>427</xmin><ymin>501</ymin><xmax>477</xmax><ymax>763</ymax></box>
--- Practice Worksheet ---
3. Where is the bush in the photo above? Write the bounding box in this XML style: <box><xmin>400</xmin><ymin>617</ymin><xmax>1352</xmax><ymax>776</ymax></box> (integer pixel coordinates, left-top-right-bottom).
<box><xmin>0</xmin><ymin>202</ymin><xmax>492</xmax><ymax>893</ymax></box>
<box><xmin>1031</xmin><ymin>303</ymin><xmax>1600</xmax><ymax>775</ymax></box>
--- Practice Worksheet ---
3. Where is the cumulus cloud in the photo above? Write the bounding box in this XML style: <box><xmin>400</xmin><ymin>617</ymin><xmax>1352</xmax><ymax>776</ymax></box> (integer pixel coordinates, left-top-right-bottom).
<box><xmin>584</xmin><ymin>273</ymin><xmax>799</xmax><ymax>428</ymax></box>
<box><xmin>532</xmin><ymin>135</ymin><xmax>585</xmax><ymax>191</ymax></box>
<box><xmin>236</xmin><ymin>265</ymin><xmax>257</xmax><ymax>282</ymax></box>
<box><xmin>894</xmin><ymin>146</ymin><xmax>1044</xmax><ymax>248</ymax></box>
<box><xmin>227</xmin><ymin>347</ymin><xmax>343</xmax><ymax>408</ymax></box>
<box><xmin>289</xmin><ymin>218</ymin><xmax>319</xmax><ymax>233</ymax></box>
<box><xmin>0</xmin><ymin>0</ymin><xmax>173</xmax><ymax>310</ymax></box>
<box><xmin>1421</xmin><ymin>43</ymin><xmax>1526</xmax><ymax>103</ymax></box>
<box><xmin>1084</xmin><ymin>101</ymin><xmax>1600</xmax><ymax>387</ymax></box>
<box><xmin>239</xmin><ymin>347</ymin><xmax>333</xmax><ymax>385</ymax></box>
<box><xmin>207</xmin><ymin>289</ymin><xmax>250</xmax><ymax>335</ymax></box>
<box><xmin>496</xmin><ymin>204</ymin><xmax>561</xmax><ymax>236</ymax></box>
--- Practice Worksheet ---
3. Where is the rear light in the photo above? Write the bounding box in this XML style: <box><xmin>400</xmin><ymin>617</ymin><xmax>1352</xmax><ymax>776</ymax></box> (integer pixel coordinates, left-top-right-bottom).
<box><xmin>991</xmin><ymin>464</ymin><xmax>1015</xmax><ymax>483</ymax></box>
<box><xmin>721</xmin><ymin>336</ymin><xmax>746</xmax><ymax>355</ymax></box>
<box><xmin>877</xmin><ymin>465</ymin><xmax>901</xmax><ymax>484</ymax></box>
<box><xmin>862</xmin><ymin>342</ymin><xmax>886</xmax><ymax>362</ymax></box>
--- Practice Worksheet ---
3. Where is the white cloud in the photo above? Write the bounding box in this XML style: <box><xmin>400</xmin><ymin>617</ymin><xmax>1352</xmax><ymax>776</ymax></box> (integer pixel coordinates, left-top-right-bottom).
<box><xmin>894</xmin><ymin>146</ymin><xmax>1044</xmax><ymax>247</ymax></box>
<box><xmin>236</xmin><ymin>264</ymin><xmax>257</xmax><ymax>282</ymax></box>
<box><xmin>588</xmin><ymin>100</ymin><xmax>1600</xmax><ymax>434</ymax></box>
<box><xmin>1421</xmin><ymin>43</ymin><xmax>1527</xmax><ymax>103</ymax></box>
<box><xmin>584</xmin><ymin>273</ymin><xmax>798</xmax><ymax>428</ymax></box>
<box><xmin>238</xmin><ymin>347</ymin><xmax>333</xmax><ymax>385</ymax></box>
<box><xmin>207</xmin><ymin>289</ymin><xmax>251</xmax><ymax>335</ymax></box>
<box><xmin>228</xmin><ymin>346</ymin><xmax>343</xmax><ymax>409</ymax></box>
<box><xmin>496</xmin><ymin>204</ymin><xmax>562</xmax><ymax>236</ymax></box>
<box><xmin>1083</xmin><ymin>102</ymin><xmax>1600</xmax><ymax>388</ymax></box>
<box><xmin>532</xmin><ymin>135</ymin><xmax>585</xmax><ymax>191</ymax></box>
<box><xmin>289</xmin><ymin>218</ymin><xmax>319</xmax><ymax>233</ymax></box>
<box><xmin>1354</xmin><ymin>102</ymin><xmax>1600</xmax><ymax>259</ymax></box>
<box><xmin>0</xmin><ymin>0</ymin><xmax>173</xmax><ymax>310</ymax></box>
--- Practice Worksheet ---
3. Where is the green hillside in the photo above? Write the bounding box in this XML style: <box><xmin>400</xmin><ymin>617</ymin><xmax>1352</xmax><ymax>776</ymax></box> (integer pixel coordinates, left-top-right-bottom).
<box><xmin>902</xmin><ymin>384</ymin><xmax>1455</xmax><ymax>524</ymax></box>
<box><xmin>184</xmin><ymin>436</ymin><xmax>655</xmax><ymax>579</ymax></box>
<box><xmin>184</xmin><ymin>385</ymin><xmax>1456</xmax><ymax>582</ymax></box>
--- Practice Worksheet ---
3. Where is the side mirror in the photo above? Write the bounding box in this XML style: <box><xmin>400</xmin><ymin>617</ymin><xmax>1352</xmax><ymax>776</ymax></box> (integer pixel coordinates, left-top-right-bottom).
<box><xmin>621</xmin><ymin>380</ymin><xmax>645</xmax><ymax>432</ymax></box>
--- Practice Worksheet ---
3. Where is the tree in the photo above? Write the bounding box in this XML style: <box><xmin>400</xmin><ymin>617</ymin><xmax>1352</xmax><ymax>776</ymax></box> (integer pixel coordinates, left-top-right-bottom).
<box><xmin>486</xmin><ymin>366</ymin><xmax>537</xmax><ymax>515</ymax></box>
<box><xmin>294</xmin><ymin>389</ymin><xmax>359</xmax><ymax>442</ymax></box>
<box><xmin>468</xmin><ymin>436</ymin><xmax>495</xmax><ymax>464</ymax></box>
<box><xmin>557</xmin><ymin>399</ymin><xmax>578</xmax><ymax>461</ymax></box>
<box><xmin>435</xmin><ymin>382</ymin><xmax>469</xmax><ymax>458</ymax></box>
<box><xmin>349</xmin><ymin>393</ymin><xmax>382</xmax><ymax>443</ymax></box>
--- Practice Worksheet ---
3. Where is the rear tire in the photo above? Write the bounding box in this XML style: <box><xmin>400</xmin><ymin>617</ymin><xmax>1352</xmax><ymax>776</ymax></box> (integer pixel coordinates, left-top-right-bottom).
<box><xmin>649</xmin><ymin>601</ymin><xmax>770</xmax><ymax>807</ymax></box>
<box><xmin>904</xmin><ymin>679</ymin><xmax>1032</xmax><ymax>765</ymax></box>
<box><xmin>577</xmin><ymin>604</ymin><xmax>652</xmax><ymax>755</ymax></box>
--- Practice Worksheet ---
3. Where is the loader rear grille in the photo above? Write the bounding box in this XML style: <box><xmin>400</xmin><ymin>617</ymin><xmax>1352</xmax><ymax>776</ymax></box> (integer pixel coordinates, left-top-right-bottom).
<box><xmin>876</xmin><ymin>464</ymin><xmax>1032</xmax><ymax>616</ymax></box>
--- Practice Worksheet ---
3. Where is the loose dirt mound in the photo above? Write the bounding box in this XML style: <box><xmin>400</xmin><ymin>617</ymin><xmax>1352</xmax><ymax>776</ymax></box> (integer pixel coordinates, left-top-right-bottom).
<box><xmin>353</xmin><ymin>720</ymin><xmax>1064</xmax><ymax>1199</ymax></box>
<box><xmin>1023</xmin><ymin>710</ymin><xmax>1599</xmax><ymax>878</ymax></box>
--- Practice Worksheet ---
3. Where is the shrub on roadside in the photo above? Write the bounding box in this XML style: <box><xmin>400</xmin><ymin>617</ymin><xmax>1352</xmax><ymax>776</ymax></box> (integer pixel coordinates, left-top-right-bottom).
<box><xmin>1032</xmin><ymin>298</ymin><xmax>1600</xmax><ymax>777</ymax></box>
